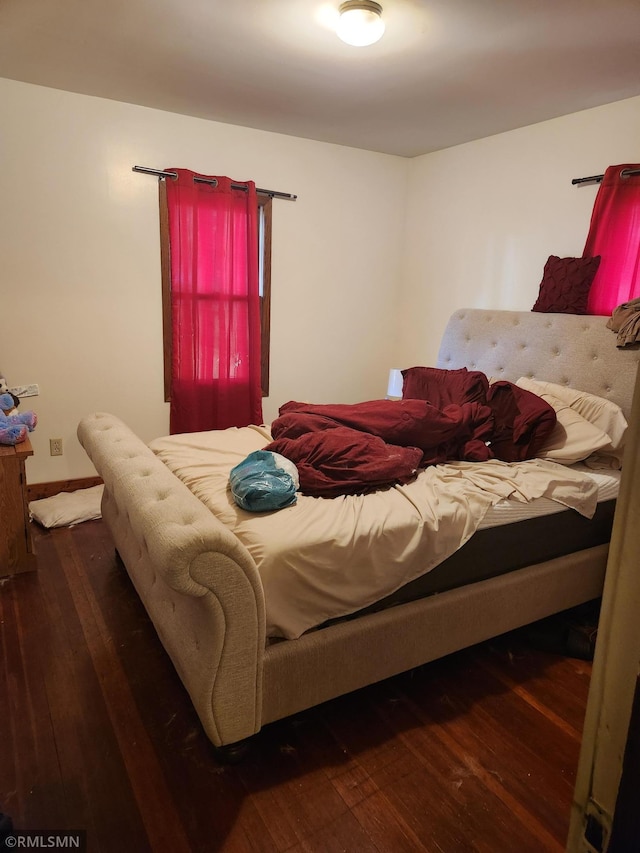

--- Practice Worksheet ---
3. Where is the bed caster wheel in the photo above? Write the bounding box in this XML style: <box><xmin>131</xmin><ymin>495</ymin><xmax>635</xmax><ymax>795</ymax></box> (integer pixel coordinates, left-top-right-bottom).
<box><xmin>213</xmin><ymin>738</ymin><xmax>252</xmax><ymax>764</ymax></box>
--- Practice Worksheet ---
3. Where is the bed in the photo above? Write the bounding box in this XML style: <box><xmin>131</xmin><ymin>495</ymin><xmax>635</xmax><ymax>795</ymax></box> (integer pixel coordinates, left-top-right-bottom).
<box><xmin>77</xmin><ymin>308</ymin><xmax>640</xmax><ymax>758</ymax></box>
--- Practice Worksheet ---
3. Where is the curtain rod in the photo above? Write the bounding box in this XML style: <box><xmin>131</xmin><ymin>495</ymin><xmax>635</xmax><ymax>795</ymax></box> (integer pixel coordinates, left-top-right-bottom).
<box><xmin>572</xmin><ymin>167</ymin><xmax>640</xmax><ymax>186</ymax></box>
<box><xmin>132</xmin><ymin>165</ymin><xmax>297</xmax><ymax>200</ymax></box>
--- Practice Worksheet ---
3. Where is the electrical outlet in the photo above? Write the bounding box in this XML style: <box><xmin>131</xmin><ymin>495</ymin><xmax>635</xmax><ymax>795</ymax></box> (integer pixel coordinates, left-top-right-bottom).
<box><xmin>10</xmin><ymin>383</ymin><xmax>39</xmax><ymax>397</ymax></box>
<box><xmin>50</xmin><ymin>438</ymin><xmax>63</xmax><ymax>456</ymax></box>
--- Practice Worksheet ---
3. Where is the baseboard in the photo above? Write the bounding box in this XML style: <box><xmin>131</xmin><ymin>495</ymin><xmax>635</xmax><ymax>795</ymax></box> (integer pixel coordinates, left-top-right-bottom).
<box><xmin>27</xmin><ymin>476</ymin><xmax>103</xmax><ymax>502</ymax></box>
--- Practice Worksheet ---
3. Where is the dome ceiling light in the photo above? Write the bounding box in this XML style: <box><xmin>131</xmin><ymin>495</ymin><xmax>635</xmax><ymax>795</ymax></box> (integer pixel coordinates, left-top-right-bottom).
<box><xmin>336</xmin><ymin>1</ymin><xmax>385</xmax><ymax>47</ymax></box>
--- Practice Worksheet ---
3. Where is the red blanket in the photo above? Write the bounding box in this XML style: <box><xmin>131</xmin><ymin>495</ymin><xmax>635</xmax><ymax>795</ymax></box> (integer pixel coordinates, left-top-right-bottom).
<box><xmin>265</xmin><ymin>426</ymin><xmax>423</xmax><ymax>497</ymax></box>
<box><xmin>263</xmin><ymin>375</ymin><xmax>556</xmax><ymax>498</ymax></box>
<box><xmin>401</xmin><ymin>366</ymin><xmax>490</xmax><ymax>407</ymax></box>
<box><xmin>266</xmin><ymin>398</ymin><xmax>494</xmax><ymax>497</ymax></box>
<box><xmin>485</xmin><ymin>381</ymin><xmax>558</xmax><ymax>462</ymax></box>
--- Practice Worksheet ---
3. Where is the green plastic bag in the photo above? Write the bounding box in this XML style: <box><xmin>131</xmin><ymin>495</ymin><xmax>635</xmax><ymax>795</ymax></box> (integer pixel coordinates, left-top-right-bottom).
<box><xmin>229</xmin><ymin>450</ymin><xmax>298</xmax><ymax>512</ymax></box>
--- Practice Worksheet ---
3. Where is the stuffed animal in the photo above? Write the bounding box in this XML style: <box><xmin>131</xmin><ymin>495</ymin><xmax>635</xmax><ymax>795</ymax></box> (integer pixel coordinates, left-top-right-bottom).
<box><xmin>0</xmin><ymin>376</ymin><xmax>20</xmax><ymax>411</ymax></box>
<box><xmin>0</xmin><ymin>392</ymin><xmax>37</xmax><ymax>445</ymax></box>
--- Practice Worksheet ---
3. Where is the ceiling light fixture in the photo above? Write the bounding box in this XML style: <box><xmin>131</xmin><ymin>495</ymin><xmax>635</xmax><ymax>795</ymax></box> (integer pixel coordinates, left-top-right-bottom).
<box><xmin>336</xmin><ymin>0</ymin><xmax>385</xmax><ymax>47</ymax></box>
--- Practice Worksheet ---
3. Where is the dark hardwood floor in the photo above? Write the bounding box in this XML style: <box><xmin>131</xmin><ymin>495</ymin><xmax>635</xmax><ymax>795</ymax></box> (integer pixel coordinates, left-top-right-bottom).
<box><xmin>0</xmin><ymin>520</ymin><xmax>592</xmax><ymax>852</ymax></box>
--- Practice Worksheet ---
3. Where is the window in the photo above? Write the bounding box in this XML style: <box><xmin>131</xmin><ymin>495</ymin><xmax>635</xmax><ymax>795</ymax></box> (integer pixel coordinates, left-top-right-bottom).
<box><xmin>159</xmin><ymin>179</ymin><xmax>272</xmax><ymax>401</ymax></box>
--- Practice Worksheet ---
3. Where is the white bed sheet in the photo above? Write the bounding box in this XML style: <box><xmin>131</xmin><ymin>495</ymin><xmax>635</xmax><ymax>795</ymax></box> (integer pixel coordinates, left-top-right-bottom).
<box><xmin>479</xmin><ymin>464</ymin><xmax>620</xmax><ymax>529</ymax></box>
<box><xmin>149</xmin><ymin>426</ymin><xmax>608</xmax><ymax>640</ymax></box>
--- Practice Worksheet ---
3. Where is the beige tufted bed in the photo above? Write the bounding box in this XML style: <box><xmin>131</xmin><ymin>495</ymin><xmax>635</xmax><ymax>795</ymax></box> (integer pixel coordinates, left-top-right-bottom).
<box><xmin>77</xmin><ymin>309</ymin><xmax>640</xmax><ymax>758</ymax></box>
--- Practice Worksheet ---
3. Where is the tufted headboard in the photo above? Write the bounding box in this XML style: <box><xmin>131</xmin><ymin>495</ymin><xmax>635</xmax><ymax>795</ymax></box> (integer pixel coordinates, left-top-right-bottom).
<box><xmin>436</xmin><ymin>309</ymin><xmax>640</xmax><ymax>421</ymax></box>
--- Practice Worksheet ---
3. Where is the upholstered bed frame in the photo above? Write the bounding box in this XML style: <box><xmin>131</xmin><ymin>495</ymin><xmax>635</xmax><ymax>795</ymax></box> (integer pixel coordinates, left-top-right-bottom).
<box><xmin>77</xmin><ymin>309</ymin><xmax>640</xmax><ymax>756</ymax></box>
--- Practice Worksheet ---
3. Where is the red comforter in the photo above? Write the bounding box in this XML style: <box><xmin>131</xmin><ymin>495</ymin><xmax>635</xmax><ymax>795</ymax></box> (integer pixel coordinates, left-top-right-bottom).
<box><xmin>264</xmin><ymin>371</ymin><xmax>556</xmax><ymax>497</ymax></box>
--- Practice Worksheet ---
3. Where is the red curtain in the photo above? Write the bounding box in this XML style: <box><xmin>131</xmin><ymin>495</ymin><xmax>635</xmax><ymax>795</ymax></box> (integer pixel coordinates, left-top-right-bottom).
<box><xmin>165</xmin><ymin>169</ymin><xmax>263</xmax><ymax>434</ymax></box>
<box><xmin>584</xmin><ymin>164</ymin><xmax>640</xmax><ymax>315</ymax></box>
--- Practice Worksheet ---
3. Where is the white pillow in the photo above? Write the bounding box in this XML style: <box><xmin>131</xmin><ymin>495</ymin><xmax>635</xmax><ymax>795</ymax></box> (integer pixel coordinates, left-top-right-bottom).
<box><xmin>29</xmin><ymin>484</ymin><xmax>104</xmax><ymax>528</ymax></box>
<box><xmin>516</xmin><ymin>377</ymin><xmax>627</xmax><ymax>467</ymax></box>
<box><xmin>515</xmin><ymin>379</ymin><xmax>611</xmax><ymax>464</ymax></box>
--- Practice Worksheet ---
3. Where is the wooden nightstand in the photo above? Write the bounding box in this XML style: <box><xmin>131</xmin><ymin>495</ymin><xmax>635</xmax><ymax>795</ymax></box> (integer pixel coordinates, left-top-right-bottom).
<box><xmin>0</xmin><ymin>436</ymin><xmax>36</xmax><ymax>576</ymax></box>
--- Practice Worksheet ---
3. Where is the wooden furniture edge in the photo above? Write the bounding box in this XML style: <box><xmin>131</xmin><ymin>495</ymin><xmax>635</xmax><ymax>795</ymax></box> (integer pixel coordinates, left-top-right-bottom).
<box><xmin>1</xmin><ymin>437</ymin><xmax>36</xmax><ymax>576</ymax></box>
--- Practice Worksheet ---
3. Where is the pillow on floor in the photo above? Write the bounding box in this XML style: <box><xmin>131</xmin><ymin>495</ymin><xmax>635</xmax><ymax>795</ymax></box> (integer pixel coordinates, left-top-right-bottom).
<box><xmin>29</xmin><ymin>484</ymin><xmax>104</xmax><ymax>528</ymax></box>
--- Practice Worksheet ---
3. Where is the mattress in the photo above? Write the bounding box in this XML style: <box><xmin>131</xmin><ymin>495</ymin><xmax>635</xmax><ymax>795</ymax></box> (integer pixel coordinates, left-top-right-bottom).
<box><xmin>340</xmin><ymin>499</ymin><xmax>615</xmax><ymax>625</ymax></box>
<box><xmin>149</xmin><ymin>425</ymin><xmax>608</xmax><ymax>640</ymax></box>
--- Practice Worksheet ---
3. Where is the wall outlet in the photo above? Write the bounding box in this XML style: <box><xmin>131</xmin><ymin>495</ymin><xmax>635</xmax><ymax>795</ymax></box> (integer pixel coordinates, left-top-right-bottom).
<box><xmin>10</xmin><ymin>383</ymin><xmax>39</xmax><ymax>397</ymax></box>
<box><xmin>49</xmin><ymin>438</ymin><xmax>63</xmax><ymax>456</ymax></box>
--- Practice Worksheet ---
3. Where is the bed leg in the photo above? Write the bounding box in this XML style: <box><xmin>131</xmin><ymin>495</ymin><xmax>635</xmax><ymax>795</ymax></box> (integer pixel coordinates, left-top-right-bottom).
<box><xmin>213</xmin><ymin>737</ymin><xmax>253</xmax><ymax>764</ymax></box>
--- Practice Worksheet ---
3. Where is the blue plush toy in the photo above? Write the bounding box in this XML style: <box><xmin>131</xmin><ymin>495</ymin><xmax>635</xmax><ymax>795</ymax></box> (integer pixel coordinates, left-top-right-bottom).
<box><xmin>0</xmin><ymin>392</ymin><xmax>37</xmax><ymax>445</ymax></box>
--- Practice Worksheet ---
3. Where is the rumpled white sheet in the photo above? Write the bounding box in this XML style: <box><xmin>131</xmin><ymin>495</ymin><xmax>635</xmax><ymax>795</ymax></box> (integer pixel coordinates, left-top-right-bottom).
<box><xmin>150</xmin><ymin>427</ymin><xmax>598</xmax><ymax>639</ymax></box>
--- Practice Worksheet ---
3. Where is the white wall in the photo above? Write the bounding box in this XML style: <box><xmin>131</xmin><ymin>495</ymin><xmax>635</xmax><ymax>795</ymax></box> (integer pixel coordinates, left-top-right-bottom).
<box><xmin>4</xmin><ymin>76</ymin><xmax>639</xmax><ymax>486</ymax></box>
<box><xmin>395</xmin><ymin>95</ymin><xmax>640</xmax><ymax>367</ymax></box>
<box><xmin>0</xmin><ymin>78</ymin><xmax>408</xmax><ymax>483</ymax></box>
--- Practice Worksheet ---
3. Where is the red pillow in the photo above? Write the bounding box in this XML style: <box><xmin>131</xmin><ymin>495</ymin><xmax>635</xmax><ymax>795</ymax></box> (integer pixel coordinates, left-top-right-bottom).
<box><xmin>532</xmin><ymin>255</ymin><xmax>601</xmax><ymax>314</ymax></box>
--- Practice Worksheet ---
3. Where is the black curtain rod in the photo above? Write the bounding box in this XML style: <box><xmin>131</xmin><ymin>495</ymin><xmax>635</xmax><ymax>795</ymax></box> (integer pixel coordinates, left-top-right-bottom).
<box><xmin>572</xmin><ymin>167</ymin><xmax>640</xmax><ymax>185</ymax></box>
<box><xmin>132</xmin><ymin>165</ymin><xmax>297</xmax><ymax>200</ymax></box>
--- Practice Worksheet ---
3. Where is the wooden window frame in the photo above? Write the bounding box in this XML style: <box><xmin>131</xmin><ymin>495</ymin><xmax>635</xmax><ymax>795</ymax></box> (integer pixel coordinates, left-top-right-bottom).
<box><xmin>258</xmin><ymin>195</ymin><xmax>272</xmax><ymax>397</ymax></box>
<box><xmin>159</xmin><ymin>180</ymin><xmax>272</xmax><ymax>401</ymax></box>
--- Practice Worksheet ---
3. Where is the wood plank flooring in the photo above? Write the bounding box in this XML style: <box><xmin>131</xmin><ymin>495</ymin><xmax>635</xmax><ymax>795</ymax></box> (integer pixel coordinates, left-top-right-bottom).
<box><xmin>0</xmin><ymin>520</ymin><xmax>593</xmax><ymax>852</ymax></box>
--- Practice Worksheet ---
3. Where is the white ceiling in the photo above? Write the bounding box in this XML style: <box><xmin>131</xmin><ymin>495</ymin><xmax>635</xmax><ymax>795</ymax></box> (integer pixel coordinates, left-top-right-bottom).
<box><xmin>1</xmin><ymin>0</ymin><xmax>640</xmax><ymax>158</ymax></box>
